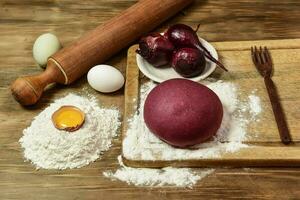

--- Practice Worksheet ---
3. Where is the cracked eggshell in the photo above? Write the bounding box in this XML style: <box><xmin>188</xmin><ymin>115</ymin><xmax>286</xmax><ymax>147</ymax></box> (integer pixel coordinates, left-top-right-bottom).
<box><xmin>87</xmin><ymin>65</ymin><xmax>125</xmax><ymax>93</ymax></box>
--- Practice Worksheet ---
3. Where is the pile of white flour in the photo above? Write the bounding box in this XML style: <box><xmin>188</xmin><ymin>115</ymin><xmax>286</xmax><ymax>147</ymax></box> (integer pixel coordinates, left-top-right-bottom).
<box><xmin>103</xmin><ymin>156</ymin><xmax>214</xmax><ymax>188</ymax></box>
<box><xmin>19</xmin><ymin>93</ymin><xmax>120</xmax><ymax>170</ymax></box>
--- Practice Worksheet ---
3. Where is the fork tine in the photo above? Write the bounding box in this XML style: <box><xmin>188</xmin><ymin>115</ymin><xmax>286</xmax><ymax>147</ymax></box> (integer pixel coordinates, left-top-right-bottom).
<box><xmin>254</xmin><ymin>46</ymin><xmax>262</xmax><ymax>64</ymax></box>
<box><xmin>264</xmin><ymin>46</ymin><xmax>272</xmax><ymax>66</ymax></box>
<box><xmin>252</xmin><ymin>46</ymin><xmax>263</xmax><ymax>75</ymax></box>
<box><xmin>259</xmin><ymin>46</ymin><xmax>266</xmax><ymax>64</ymax></box>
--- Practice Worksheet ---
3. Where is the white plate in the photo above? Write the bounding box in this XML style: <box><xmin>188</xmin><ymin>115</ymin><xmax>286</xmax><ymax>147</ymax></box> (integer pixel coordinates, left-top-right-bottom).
<box><xmin>136</xmin><ymin>38</ymin><xmax>218</xmax><ymax>83</ymax></box>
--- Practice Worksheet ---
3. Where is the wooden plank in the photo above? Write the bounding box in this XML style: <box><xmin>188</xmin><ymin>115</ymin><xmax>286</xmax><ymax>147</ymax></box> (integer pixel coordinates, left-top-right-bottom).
<box><xmin>123</xmin><ymin>146</ymin><xmax>300</xmax><ymax>168</ymax></box>
<box><xmin>122</xmin><ymin>40</ymin><xmax>300</xmax><ymax>167</ymax></box>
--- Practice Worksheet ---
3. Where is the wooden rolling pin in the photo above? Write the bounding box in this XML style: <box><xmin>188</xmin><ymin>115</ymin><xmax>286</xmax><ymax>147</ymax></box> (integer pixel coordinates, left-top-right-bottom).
<box><xmin>11</xmin><ymin>0</ymin><xmax>193</xmax><ymax>105</ymax></box>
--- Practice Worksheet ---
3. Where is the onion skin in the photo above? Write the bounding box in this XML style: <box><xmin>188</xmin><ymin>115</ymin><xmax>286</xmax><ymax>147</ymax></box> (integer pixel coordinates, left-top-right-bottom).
<box><xmin>164</xmin><ymin>24</ymin><xmax>199</xmax><ymax>49</ymax></box>
<box><xmin>171</xmin><ymin>47</ymin><xmax>206</xmax><ymax>78</ymax></box>
<box><xmin>144</xmin><ymin>79</ymin><xmax>223</xmax><ymax>148</ymax></box>
<box><xmin>136</xmin><ymin>33</ymin><xmax>174</xmax><ymax>68</ymax></box>
<box><xmin>165</xmin><ymin>24</ymin><xmax>228</xmax><ymax>71</ymax></box>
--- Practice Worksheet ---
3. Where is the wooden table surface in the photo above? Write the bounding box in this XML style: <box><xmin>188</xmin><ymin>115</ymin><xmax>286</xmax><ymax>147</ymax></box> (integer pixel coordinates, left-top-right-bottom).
<box><xmin>1</xmin><ymin>0</ymin><xmax>300</xmax><ymax>199</ymax></box>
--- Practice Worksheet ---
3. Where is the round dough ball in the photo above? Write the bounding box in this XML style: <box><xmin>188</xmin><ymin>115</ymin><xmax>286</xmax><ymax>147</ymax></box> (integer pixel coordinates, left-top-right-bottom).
<box><xmin>33</xmin><ymin>33</ymin><xmax>62</xmax><ymax>68</ymax></box>
<box><xmin>144</xmin><ymin>79</ymin><xmax>223</xmax><ymax>148</ymax></box>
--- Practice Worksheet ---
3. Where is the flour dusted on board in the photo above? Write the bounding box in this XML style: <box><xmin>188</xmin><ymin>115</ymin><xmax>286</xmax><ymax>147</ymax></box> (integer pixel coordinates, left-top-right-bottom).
<box><xmin>248</xmin><ymin>94</ymin><xmax>262</xmax><ymax>119</ymax></box>
<box><xmin>123</xmin><ymin>81</ymin><xmax>262</xmax><ymax>161</ymax></box>
<box><xmin>19</xmin><ymin>93</ymin><xmax>120</xmax><ymax>170</ymax></box>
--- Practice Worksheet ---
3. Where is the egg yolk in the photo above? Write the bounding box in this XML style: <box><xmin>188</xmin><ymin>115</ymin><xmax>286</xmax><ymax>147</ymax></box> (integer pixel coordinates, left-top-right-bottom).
<box><xmin>52</xmin><ymin>106</ymin><xmax>85</xmax><ymax>131</ymax></box>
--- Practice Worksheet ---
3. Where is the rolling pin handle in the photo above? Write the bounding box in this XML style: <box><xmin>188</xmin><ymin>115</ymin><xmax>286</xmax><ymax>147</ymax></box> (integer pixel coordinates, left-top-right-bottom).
<box><xmin>10</xmin><ymin>62</ymin><xmax>66</xmax><ymax>106</ymax></box>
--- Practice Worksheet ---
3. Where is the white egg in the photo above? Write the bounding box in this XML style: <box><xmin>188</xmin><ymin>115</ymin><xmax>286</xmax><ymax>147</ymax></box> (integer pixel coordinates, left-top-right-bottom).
<box><xmin>33</xmin><ymin>33</ymin><xmax>62</xmax><ymax>68</ymax></box>
<box><xmin>87</xmin><ymin>65</ymin><xmax>125</xmax><ymax>93</ymax></box>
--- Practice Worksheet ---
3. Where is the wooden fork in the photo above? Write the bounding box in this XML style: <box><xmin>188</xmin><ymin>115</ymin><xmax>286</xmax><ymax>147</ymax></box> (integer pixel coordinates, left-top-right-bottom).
<box><xmin>251</xmin><ymin>46</ymin><xmax>291</xmax><ymax>144</ymax></box>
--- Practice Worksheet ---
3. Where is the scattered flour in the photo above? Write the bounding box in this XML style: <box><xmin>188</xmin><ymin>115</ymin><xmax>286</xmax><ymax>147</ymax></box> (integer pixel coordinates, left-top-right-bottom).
<box><xmin>105</xmin><ymin>80</ymin><xmax>262</xmax><ymax>188</ymax></box>
<box><xmin>103</xmin><ymin>155</ymin><xmax>214</xmax><ymax>188</ymax></box>
<box><xmin>123</xmin><ymin>81</ymin><xmax>260</xmax><ymax>161</ymax></box>
<box><xmin>248</xmin><ymin>94</ymin><xmax>262</xmax><ymax>117</ymax></box>
<box><xmin>19</xmin><ymin>93</ymin><xmax>120</xmax><ymax>170</ymax></box>
<box><xmin>19</xmin><ymin>79</ymin><xmax>262</xmax><ymax>188</ymax></box>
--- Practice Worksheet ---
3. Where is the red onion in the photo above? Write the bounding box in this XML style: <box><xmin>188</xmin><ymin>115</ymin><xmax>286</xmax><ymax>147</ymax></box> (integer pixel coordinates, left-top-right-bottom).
<box><xmin>136</xmin><ymin>33</ymin><xmax>174</xmax><ymax>68</ymax></box>
<box><xmin>165</xmin><ymin>24</ymin><xmax>228</xmax><ymax>71</ymax></box>
<box><xmin>172</xmin><ymin>48</ymin><xmax>206</xmax><ymax>78</ymax></box>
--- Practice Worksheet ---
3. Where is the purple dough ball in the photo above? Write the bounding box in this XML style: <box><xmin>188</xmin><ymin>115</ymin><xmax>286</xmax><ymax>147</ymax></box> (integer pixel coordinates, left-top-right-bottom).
<box><xmin>143</xmin><ymin>79</ymin><xmax>223</xmax><ymax>148</ymax></box>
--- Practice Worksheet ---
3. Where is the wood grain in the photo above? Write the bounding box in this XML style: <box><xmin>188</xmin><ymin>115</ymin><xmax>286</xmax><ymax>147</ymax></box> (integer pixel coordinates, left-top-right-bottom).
<box><xmin>1</xmin><ymin>0</ymin><xmax>300</xmax><ymax>199</ymax></box>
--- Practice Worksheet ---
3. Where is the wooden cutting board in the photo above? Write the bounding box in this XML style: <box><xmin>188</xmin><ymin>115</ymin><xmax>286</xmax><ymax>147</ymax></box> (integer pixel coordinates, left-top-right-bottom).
<box><xmin>122</xmin><ymin>39</ymin><xmax>300</xmax><ymax>168</ymax></box>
